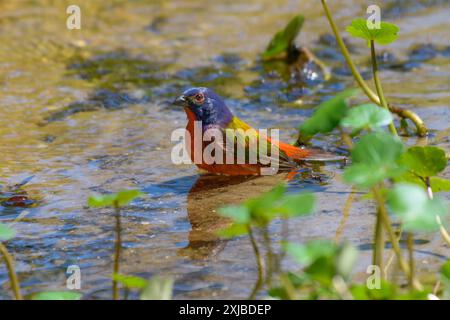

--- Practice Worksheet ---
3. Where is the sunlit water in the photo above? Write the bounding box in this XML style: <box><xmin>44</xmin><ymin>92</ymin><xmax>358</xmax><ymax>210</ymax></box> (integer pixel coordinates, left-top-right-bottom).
<box><xmin>0</xmin><ymin>0</ymin><xmax>449</xmax><ymax>299</ymax></box>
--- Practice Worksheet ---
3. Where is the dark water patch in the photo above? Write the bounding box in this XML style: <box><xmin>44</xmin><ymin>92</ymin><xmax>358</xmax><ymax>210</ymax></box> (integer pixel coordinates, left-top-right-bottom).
<box><xmin>408</xmin><ymin>43</ymin><xmax>439</xmax><ymax>62</ymax></box>
<box><xmin>172</xmin><ymin>64</ymin><xmax>243</xmax><ymax>95</ymax></box>
<box><xmin>384</xmin><ymin>0</ymin><xmax>450</xmax><ymax>18</ymax></box>
<box><xmin>143</xmin><ymin>175</ymin><xmax>199</xmax><ymax>197</ymax></box>
<box><xmin>332</xmin><ymin>65</ymin><xmax>372</xmax><ymax>80</ymax></box>
<box><xmin>66</xmin><ymin>50</ymin><xmax>169</xmax><ymax>88</ymax></box>
<box><xmin>314</xmin><ymin>33</ymin><xmax>357</xmax><ymax>62</ymax></box>
<box><xmin>42</xmin><ymin>49</ymin><xmax>171</xmax><ymax>123</ymax></box>
<box><xmin>441</xmin><ymin>45</ymin><xmax>450</xmax><ymax>57</ymax></box>
<box><xmin>44</xmin><ymin>89</ymin><xmax>149</xmax><ymax>123</ymax></box>
<box><xmin>213</xmin><ymin>53</ymin><xmax>247</xmax><ymax>68</ymax></box>
<box><xmin>368</xmin><ymin>44</ymin><xmax>447</xmax><ymax>73</ymax></box>
<box><xmin>87</xmin><ymin>154</ymin><xmax>133</xmax><ymax>170</ymax></box>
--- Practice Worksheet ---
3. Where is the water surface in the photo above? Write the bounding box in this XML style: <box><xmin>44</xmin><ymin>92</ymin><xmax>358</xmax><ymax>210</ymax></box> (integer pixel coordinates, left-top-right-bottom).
<box><xmin>0</xmin><ymin>0</ymin><xmax>449</xmax><ymax>299</ymax></box>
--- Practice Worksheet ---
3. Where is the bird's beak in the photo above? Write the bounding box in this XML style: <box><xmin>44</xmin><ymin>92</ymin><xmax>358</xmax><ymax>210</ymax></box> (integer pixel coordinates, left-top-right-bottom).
<box><xmin>173</xmin><ymin>95</ymin><xmax>187</xmax><ymax>106</ymax></box>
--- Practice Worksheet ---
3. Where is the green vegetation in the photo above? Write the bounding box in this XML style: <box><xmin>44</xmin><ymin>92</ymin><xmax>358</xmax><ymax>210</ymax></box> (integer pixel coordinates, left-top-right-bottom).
<box><xmin>0</xmin><ymin>189</ymin><xmax>147</xmax><ymax>300</ymax></box>
<box><xmin>263</xmin><ymin>15</ymin><xmax>305</xmax><ymax>61</ymax></box>
<box><xmin>220</xmin><ymin>8</ymin><xmax>449</xmax><ymax>297</ymax></box>
<box><xmin>320</xmin><ymin>0</ymin><xmax>427</xmax><ymax>136</ymax></box>
<box><xmin>87</xmin><ymin>189</ymin><xmax>145</xmax><ymax>300</ymax></box>
<box><xmin>218</xmin><ymin>91</ymin><xmax>449</xmax><ymax>298</ymax></box>
<box><xmin>0</xmin><ymin>2</ymin><xmax>448</xmax><ymax>301</ymax></box>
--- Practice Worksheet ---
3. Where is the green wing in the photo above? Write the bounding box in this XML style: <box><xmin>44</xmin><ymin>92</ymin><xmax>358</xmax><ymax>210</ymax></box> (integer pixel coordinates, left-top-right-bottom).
<box><xmin>223</xmin><ymin>117</ymin><xmax>295</xmax><ymax>171</ymax></box>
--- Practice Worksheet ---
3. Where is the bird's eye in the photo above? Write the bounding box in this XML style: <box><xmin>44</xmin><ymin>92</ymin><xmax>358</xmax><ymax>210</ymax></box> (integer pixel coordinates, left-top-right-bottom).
<box><xmin>193</xmin><ymin>93</ymin><xmax>205</xmax><ymax>103</ymax></box>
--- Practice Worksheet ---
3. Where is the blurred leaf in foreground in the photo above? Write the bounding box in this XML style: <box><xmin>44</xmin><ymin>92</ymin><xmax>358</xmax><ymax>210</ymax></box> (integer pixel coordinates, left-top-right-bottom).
<box><xmin>395</xmin><ymin>173</ymin><xmax>450</xmax><ymax>193</ymax></box>
<box><xmin>283</xmin><ymin>240</ymin><xmax>335</xmax><ymax>266</ymax></box>
<box><xmin>0</xmin><ymin>223</ymin><xmax>16</xmax><ymax>241</ymax></box>
<box><xmin>344</xmin><ymin>132</ymin><xmax>404</xmax><ymax>188</ymax></box>
<box><xmin>299</xmin><ymin>89</ymin><xmax>358</xmax><ymax>136</ymax></box>
<box><xmin>284</xmin><ymin>241</ymin><xmax>357</xmax><ymax>285</ymax></box>
<box><xmin>218</xmin><ymin>184</ymin><xmax>315</xmax><ymax>238</ymax></box>
<box><xmin>340</xmin><ymin>103</ymin><xmax>392</xmax><ymax>131</ymax></box>
<box><xmin>387</xmin><ymin>183</ymin><xmax>448</xmax><ymax>232</ymax></box>
<box><xmin>140</xmin><ymin>276</ymin><xmax>174</xmax><ymax>300</ymax></box>
<box><xmin>87</xmin><ymin>189</ymin><xmax>144</xmax><ymax>208</ymax></box>
<box><xmin>398</xmin><ymin>146</ymin><xmax>447</xmax><ymax>178</ymax></box>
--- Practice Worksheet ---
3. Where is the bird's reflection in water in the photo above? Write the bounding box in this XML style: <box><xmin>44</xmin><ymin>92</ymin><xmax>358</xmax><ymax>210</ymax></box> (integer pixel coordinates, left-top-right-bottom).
<box><xmin>178</xmin><ymin>172</ymin><xmax>290</xmax><ymax>260</ymax></box>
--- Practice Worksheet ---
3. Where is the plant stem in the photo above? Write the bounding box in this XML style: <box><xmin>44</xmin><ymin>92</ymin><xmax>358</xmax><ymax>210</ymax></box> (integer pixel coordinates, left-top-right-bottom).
<box><xmin>0</xmin><ymin>242</ymin><xmax>22</xmax><ymax>300</ymax></box>
<box><xmin>339</xmin><ymin>128</ymin><xmax>353</xmax><ymax>149</ymax></box>
<box><xmin>320</xmin><ymin>0</ymin><xmax>427</xmax><ymax>136</ymax></box>
<box><xmin>372</xmin><ymin>186</ymin><xmax>423</xmax><ymax>290</ymax></box>
<box><xmin>334</xmin><ymin>188</ymin><xmax>355</xmax><ymax>242</ymax></box>
<box><xmin>370</xmin><ymin>40</ymin><xmax>398</xmax><ymax>136</ymax></box>
<box><xmin>320</xmin><ymin>0</ymin><xmax>376</xmax><ymax>101</ymax></box>
<box><xmin>388</xmin><ymin>106</ymin><xmax>427</xmax><ymax>136</ymax></box>
<box><xmin>247</xmin><ymin>226</ymin><xmax>264</xmax><ymax>300</ymax></box>
<box><xmin>373</xmin><ymin>208</ymin><xmax>385</xmax><ymax>279</ymax></box>
<box><xmin>280</xmin><ymin>273</ymin><xmax>297</xmax><ymax>300</ymax></box>
<box><xmin>406</xmin><ymin>232</ymin><xmax>415</xmax><ymax>289</ymax></box>
<box><xmin>277</xmin><ymin>218</ymin><xmax>290</xmax><ymax>265</ymax></box>
<box><xmin>112</xmin><ymin>204</ymin><xmax>122</xmax><ymax>300</ymax></box>
<box><xmin>262</xmin><ymin>226</ymin><xmax>274</xmax><ymax>286</ymax></box>
<box><xmin>384</xmin><ymin>227</ymin><xmax>402</xmax><ymax>278</ymax></box>
<box><xmin>424</xmin><ymin>177</ymin><xmax>450</xmax><ymax>246</ymax></box>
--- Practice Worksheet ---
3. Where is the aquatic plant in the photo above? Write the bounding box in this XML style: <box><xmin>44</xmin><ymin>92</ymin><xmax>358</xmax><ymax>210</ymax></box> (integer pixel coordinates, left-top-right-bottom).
<box><xmin>264</xmin><ymin>4</ymin><xmax>429</xmax><ymax>137</ymax></box>
<box><xmin>87</xmin><ymin>189</ymin><xmax>144</xmax><ymax>300</ymax></box>
<box><xmin>320</xmin><ymin>0</ymin><xmax>427</xmax><ymax>136</ymax></box>
<box><xmin>218</xmin><ymin>87</ymin><xmax>449</xmax><ymax>299</ymax></box>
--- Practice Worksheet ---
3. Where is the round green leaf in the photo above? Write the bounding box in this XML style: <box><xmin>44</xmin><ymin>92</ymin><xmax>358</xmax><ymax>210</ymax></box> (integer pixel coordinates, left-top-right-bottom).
<box><xmin>344</xmin><ymin>132</ymin><xmax>404</xmax><ymax>188</ymax></box>
<box><xmin>246</xmin><ymin>184</ymin><xmax>286</xmax><ymax>223</ymax></box>
<box><xmin>429</xmin><ymin>177</ymin><xmax>450</xmax><ymax>192</ymax></box>
<box><xmin>399</xmin><ymin>146</ymin><xmax>447</xmax><ymax>177</ymax></box>
<box><xmin>0</xmin><ymin>223</ymin><xmax>16</xmax><ymax>241</ymax></box>
<box><xmin>346</xmin><ymin>18</ymin><xmax>399</xmax><ymax>45</ymax></box>
<box><xmin>387</xmin><ymin>183</ymin><xmax>448</xmax><ymax>232</ymax></box>
<box><xmin>340</xmin><ymin>104</ymin><xmax>393</xmax><ymax>131</ymax></box>
<box><xmin>351</xmin><ymin>132</ymin><xmax>404</xmax><ymax>165</ymax></box>
<box><xmin>299</xmin><ymin>89</ymin><xmax>358</xmax><ymax>136</ymax></box>
<box><xmin>283</xmin><ymin>240</ymin><xmax>336</xmax><ymax>266</ymax></box>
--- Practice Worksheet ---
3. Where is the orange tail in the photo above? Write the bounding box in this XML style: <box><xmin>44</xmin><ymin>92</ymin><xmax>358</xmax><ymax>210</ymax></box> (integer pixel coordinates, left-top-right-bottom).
<box><xmin>276</xmin><ymin>141</ymin><xmax>346</xmax><ymax>162</ymax></box>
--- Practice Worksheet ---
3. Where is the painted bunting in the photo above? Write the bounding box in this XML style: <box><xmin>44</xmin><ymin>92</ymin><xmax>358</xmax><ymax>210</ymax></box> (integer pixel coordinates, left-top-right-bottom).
<box><xmin>174</xmin><ymin>87</ymin><xmax>342</xmax><ymax>176</ymax></box>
